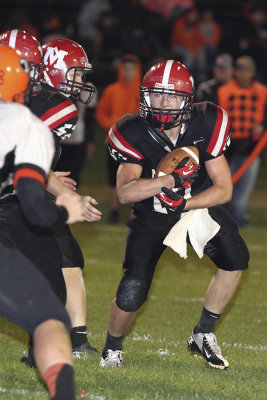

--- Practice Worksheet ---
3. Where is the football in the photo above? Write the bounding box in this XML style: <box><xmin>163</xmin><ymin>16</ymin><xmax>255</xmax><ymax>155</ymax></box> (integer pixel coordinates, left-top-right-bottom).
<box><xmin>155</xmin><ymin>146</ymin><xmax>199</xmax><ymax>177</ymax></box>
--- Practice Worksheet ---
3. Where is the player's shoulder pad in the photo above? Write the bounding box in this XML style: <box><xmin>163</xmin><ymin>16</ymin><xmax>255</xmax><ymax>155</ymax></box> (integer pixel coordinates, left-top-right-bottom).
<box><xmin>193</xmin><ymin>101</ymin><xmax>231</xmax><ymax>158</ymax></box>
<box><xmin>30</xmin><ymin>83</ymin><xmax>78</xmax><ymax>139</ymax></box>
<box><xmin>32</xmin><ymin>82</ymin><xmax>77</xmax><ymax>111</ymax></box>
<box><xmin>116</xmin><ymin>112</ymin><xmax>144</xmax><ymax>139</ymax></box>
<box><xmin>108</xmin><ymin>113</ymin><xmax>145</xmax><ymax>163</ymax></box>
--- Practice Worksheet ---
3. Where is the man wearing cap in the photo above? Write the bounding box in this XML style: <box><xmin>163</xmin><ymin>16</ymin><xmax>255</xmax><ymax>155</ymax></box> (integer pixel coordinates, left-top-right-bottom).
<box><xmin>217</xmin><ymin>56</ymin><xmax>267</xmax><ymax>227</ymax></box>
<box><xmin>196</xmin><ymin>53</ymin><xmax>234</xmax><ymax>104</ymax></box>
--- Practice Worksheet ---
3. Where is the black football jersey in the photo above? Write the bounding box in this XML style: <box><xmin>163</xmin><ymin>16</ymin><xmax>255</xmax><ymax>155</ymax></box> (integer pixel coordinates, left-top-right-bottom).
<box><xmin>30</xmin><ymin>83</ymin><xmax>78</xmax><ymax>168</ymax></box>
<box><xmin>107</xmin><ymin>101</ymin><xmax>231</xmax><ymax>216</ymax></box>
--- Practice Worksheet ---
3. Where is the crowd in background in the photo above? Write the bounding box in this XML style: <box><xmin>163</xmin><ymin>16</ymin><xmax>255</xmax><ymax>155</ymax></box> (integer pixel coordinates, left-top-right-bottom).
<box><xmin>0</xmin><ymin>0</ymin><xmax>267</xmax><ymax>227</ymax></box>
<box><xmin>1</xmin><ymin>0</ymin><xmax>267</xmax><ymax>88</ymax></box>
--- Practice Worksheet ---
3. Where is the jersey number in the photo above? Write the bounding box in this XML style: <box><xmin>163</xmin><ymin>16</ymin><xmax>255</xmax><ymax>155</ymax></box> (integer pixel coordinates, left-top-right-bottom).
<box><xmin>152</xmin><ymin>169</ymin><xmax>191</xmax><ymax>214</ymax></box>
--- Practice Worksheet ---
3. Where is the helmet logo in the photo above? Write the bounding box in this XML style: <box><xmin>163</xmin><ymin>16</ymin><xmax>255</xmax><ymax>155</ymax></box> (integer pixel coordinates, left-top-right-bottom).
<box><xmin>155</xmin><ymin>82</ymin><xmax>174</xmax><ymax>90</ymax></box>
<box><xmin>43</xmin><ymin>46</ymin><xmax>68</xmax><ymax>69</ymax></box>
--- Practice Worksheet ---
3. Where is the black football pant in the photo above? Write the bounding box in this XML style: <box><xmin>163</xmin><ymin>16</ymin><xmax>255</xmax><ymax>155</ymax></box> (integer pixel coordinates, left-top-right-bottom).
<box><xmin>116</xmin><ymin>207</ymin><xmax>249</xmax><ymax>312</ymax></box>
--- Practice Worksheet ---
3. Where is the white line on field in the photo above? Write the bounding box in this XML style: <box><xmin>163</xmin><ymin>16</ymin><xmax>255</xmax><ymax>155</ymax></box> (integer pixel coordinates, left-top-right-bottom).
<box><xmin>84</xmin><ymin>257</ymin><xmax>119</xmax><ymax>268</ymax></box>
<box><xmin>0</xmin><ymin>387</ymin><xmax>106</xmax><ymax>399</ymax></box>
<box><xmin>0</xmin><ymin>387</ymin><xmax>45</xmax><ymax>396</ymax></box>
<box><xmin>173</xmin><ymin>297</ymin><xmax>204</xmax><ymax>302</ymax></box>
<box><xmin>96</xmin><ymin>235</ymin><xmax>125</xmax><ymax>241</ymax></box>
<box><xmin>78</xmin><ymin>331</ymin><xmax>267</xmax><ymax>353</ymax></box>
<box><xmin>222</xmin><ymin>342</ymin><xmax>267</xmax><ymax>351</ymax></box>
<box><xmin>130</xmin><ymin>332</ymin><xmax>267</xmax><ymax>352</ymax></box>
<box><xmin>84</xmin><ymin>258</ymin><xmax>101</xmax><ymax>264</ymax></box>
<box><xmin>249</xmin><ymin>245</ymin><xmax>267</xmax><ymax>252</ymax></box>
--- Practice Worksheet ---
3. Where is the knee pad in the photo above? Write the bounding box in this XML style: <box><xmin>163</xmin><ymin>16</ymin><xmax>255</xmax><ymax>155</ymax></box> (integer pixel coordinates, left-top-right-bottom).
<box><xmin>116</xmin><ymin>277</ymin><xmax>148</xmax><ymax>312</ymax></box>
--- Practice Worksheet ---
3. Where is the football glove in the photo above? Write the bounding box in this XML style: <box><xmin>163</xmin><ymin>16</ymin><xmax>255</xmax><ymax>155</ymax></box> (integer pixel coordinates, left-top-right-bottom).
<box><xmin>170</xmin><ymin>157</ymin><xmax>200</xmax><ymax>189</ymax></box>
<box><xmin>157</xmin><ymin>187</ymin><xmax>187</xmax><ymax>212</ymax></box>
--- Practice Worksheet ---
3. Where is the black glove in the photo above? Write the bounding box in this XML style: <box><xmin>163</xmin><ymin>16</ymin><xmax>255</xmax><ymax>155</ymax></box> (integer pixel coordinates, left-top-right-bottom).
<box><xmin>171</xmin><ymin>157</ymin><xmax>200</xmax><ymax>189</ymax></box>
<box><xmin>157</xmin><ymin>187</ymin><xmax>187</xmax><ymax>212</ymax></box>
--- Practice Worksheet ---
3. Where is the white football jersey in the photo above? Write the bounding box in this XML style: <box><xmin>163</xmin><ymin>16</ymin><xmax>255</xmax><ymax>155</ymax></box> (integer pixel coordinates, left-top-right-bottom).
<box><xmin>0</xmin><ymin>101</ymin><xmax>54</xmax><ymax>193</ymax></box>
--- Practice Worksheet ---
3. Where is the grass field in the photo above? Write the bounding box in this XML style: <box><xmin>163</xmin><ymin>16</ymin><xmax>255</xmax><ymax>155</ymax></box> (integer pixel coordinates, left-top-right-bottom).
<box><xmin>0</xmin><ymin>133</ymin><xmax>266</xmax><ymax>399</ymax></box>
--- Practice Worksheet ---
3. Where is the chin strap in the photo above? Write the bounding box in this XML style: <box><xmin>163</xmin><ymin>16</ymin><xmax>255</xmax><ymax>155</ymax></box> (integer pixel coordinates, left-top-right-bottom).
<box><xmin>159</xmin><ymin>123</ymin><xmax>165</xmax><ymax>132</ymax></box>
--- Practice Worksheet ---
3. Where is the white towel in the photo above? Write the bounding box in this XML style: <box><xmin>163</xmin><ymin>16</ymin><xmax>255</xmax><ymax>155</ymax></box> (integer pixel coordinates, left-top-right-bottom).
<box><xmin>163</xmin><ymin>209</ymin><xmax>220</xmax><ymax>259</ymax></box>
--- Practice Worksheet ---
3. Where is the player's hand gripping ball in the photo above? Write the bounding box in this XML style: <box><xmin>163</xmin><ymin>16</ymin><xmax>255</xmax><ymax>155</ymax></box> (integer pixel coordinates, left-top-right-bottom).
<box><xmin>155</xmin><ymin>146</ymin><xmax>200</xmax><ymax>189</ymax></box>
<box><xmin>155</xmin><ymin>146</ymin><xmax>200</xmax><ymax>212</ymax></box>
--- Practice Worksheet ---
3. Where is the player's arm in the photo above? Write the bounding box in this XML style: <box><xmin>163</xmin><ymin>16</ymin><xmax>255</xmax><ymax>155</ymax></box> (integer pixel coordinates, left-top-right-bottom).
<box><xmin>47</xmin><ymin>170</ymin><xmax>77</xmax><ymax>195</ymax></box>
<box><xmin>15</xmin><ymin>171</ymin><xmax>96</xmax><ymax>226</ymax></box>
<box><xmin>184</xmin><ymin>154</ymin><xmax>232</xmax><ymax>210</ymax></box>
<box><xmin>117</xmin><ymin>163</ymin><xmax>174</xmax><ymax>204</ymax></box>
<box><xmin>53</xmin><ymin>171</ymin><xmax>77</xmax><ymax>191</ymax></box>
<box><xmin>15</xmin><ymin>171</ymin><xmax>69</xmax><ymax>227</ymax></box>
<box><xmin>46</xmin><ymin>170</ymin><xmax>102</xmax><ymax>222</ymax></box>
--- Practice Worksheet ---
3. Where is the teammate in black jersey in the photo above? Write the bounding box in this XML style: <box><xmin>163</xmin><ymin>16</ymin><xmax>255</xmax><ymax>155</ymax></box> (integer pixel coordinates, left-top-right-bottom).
<box><xmin>0</xmin><ymin>44</ymin><xmax>90</xmax><ymax>400</ymax></box>
<box><xmin>100</xmin><ymin>60</ymin><xmax>249</xmax><ymax>370</ymax></box>
<box><xmin>0</xmin><ymin>31</ymin><xmax>101</xmax><ymax>363</ymax></box>
<box><xmin>37</xmin><ymin>38</ymin><xmax>101</xmax><ymax>355</ymax></box>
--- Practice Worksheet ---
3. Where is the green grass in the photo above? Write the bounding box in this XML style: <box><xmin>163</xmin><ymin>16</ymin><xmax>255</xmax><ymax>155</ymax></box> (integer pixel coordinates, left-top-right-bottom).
<box><xmin>0</xmin><ymin>131</ymin><xmax>266</xmax><ymax>399</ymax></box>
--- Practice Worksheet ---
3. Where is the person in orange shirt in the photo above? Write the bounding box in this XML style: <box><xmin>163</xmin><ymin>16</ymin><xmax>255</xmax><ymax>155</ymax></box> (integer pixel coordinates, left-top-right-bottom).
<box><xmin>217</xmin><ymin>56</ymin><xmax>267</xmax><ymax>227</ymax></box>
<box><xmin>170</xmin><ymin>8</ymin><xmax>206</xmax><ymax>82</ymax></box>
<box><xmin>97</xmin><ymin>54</ymin><xmax>141</xmax><ymax>223</ymax></box>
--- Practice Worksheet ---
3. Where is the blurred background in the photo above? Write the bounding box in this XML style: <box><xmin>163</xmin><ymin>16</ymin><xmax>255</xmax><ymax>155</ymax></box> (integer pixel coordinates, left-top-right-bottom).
<box><xmin>1</xmin><ymin>0</ymin><xmax>267</xmax><ymax>225</ymax></box>
<box><xmin>1</xmin><ymin>0</ymin><xmax>267</xmax><ymax>87</ymax></box>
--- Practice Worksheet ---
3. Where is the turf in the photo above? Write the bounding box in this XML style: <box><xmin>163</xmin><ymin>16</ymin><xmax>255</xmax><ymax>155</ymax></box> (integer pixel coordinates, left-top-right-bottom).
<box><xmin>0</xmin><ymin>134</ymin><xmax>266</xmax><ymax>399</ymax></box>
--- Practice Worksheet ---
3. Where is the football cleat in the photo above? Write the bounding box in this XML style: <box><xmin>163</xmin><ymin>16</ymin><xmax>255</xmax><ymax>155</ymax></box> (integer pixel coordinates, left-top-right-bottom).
<box><xmin>72</xmin><ymin>341</ymin><xmax>99</xmax><ymax>355</ymax></box>
<box><xmin>21</xmin><ymin>356</ymin><xmax>36</xmax><ymax>368</ymax></box>
<box><xmin>188</xmin><ymin>330</ymin><xmax>229</xmax><ymax>370</ymax></box>
<box><xmin>100</xmin><ymin>349</ymin><xmax>123</xmax><ymax>368</ymax></box>
<box><xmin>21</xmin><ymin>343</ymin><xmax>36</xmax><ymax>368</ymax></box>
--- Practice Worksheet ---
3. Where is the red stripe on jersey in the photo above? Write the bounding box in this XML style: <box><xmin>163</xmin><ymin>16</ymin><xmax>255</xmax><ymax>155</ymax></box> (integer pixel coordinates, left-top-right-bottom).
<box><xmin>13</xmin><ymin>168</ymin><xmax>46</xmax><ymax>189</ymax></box>
<box><xmin>49</xmin><ymin>110</ymin><xmax>78</xmax><ymax>130</ymax></box>
<box><xmin>206</xmin><ymin>107</ymin><xmax>223</xmax><ymax>155</ymax></box>
<box><xmin>39</xmin><ymin>100</ymin><xmax>73</xmax><ymax>122</ymax></box>
<box><xmin>108</xmin><ymin>126</ymin><xmax>144</xmax><ymax>160</ymax></box>
<box><xmin>218</xmin><ymin>116</ymin><xmax>231</xmax><ymax>155</ymax></box>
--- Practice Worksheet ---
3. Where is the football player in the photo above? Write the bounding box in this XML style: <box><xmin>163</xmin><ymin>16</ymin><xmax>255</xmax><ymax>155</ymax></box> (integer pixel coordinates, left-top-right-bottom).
<box><xmin>0</xmin><ymin>31</ymin><xmax>101</xmax><ymax>364</ymax></box>
<box><xmin>0</xmin><ymin>44</ymin><xmax>89</xmax><ymax>399</ymax></box>
<box><xmin>100</xmin><ymin>60</ymin><xmax>249</xmax><ymax>369</ymax></box>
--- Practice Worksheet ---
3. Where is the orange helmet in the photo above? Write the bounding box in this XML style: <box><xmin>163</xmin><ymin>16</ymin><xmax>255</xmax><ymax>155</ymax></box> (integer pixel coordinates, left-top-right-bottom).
<box><xmin>0</xmin><ymin>44</ymin><xmax>30</xmax><ymax>104</ymax></box>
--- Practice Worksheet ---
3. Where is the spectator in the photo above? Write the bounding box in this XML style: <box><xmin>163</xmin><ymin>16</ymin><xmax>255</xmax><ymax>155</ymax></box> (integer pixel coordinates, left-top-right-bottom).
<box><xmin>41</xmin><ymin>14</ymin><xmax>65</xmax><ymax>44</ymax></box>
<box><xmin>196</xmin><ymin>53</ymin><xmax>234</xmax><ymax>103</ymax></box>
<box><xmin>119</xmin><ymin>25</ymin><xmax>161</xmax><ymax>66</ymax></box>
<box><xmin>96</xmin><ymin>12</ymin><xmax>121</xmax><ymax>62</ymax></box>
<box><xmin>96</xmin><ymin>55</ymin><xmax>141</xmax><ymax>223</ymax></box>
<box><xmin>77</xmin><ymin>0</ymin><xmax>111</xmax><ymax>54</ymax></box>
<box><xmin>170</xmin><ymin>8</ymin><xmax>206</xmax><ymax>82</ymax></box>
<box><xmin>138</xmin><ymin>0</ymin><xmax>195</xmax><ymax>19</ymax></box>
<box><xmin>198</xmin><ymin>9</ymin><xmax>222</xmax><ymax>68</ymax></box>
<box><xmin>238</xmin><ymin>7</ymin><xmax>267</xmax><ymax>82</ymax></box>
<box><xmin>218</xmin><ymin>56</ymin><xmax>267</xmax><ymax>227</ymax></box>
